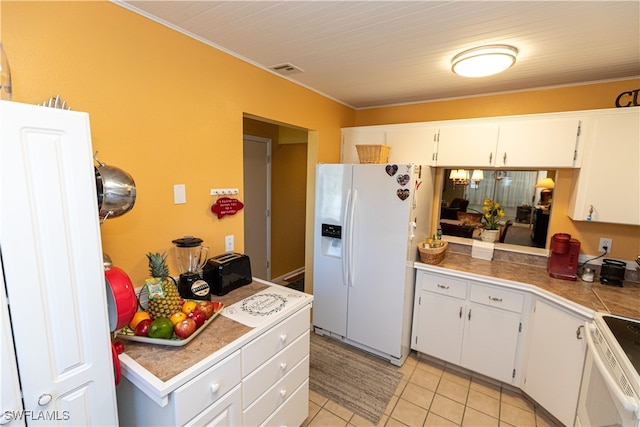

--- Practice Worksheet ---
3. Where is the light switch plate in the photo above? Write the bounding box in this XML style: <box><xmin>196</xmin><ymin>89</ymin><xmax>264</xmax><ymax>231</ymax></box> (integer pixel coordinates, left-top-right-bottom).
<box><xmin>174</xmin><ymin>184</ymin><xmax>186</xmax><ymax>204</ymax></box>
<box><xmin>225</xmin><ymin>235</ymin><xmax>234</xmax><ymax>252</ymax></box>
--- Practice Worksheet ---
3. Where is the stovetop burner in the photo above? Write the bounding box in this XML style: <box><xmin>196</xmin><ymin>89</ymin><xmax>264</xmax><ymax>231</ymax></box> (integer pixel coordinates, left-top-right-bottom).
<box><xmin>603</xmin><ymin>315</ymin><xmax>640</xmax><ymax>374</ymax></box>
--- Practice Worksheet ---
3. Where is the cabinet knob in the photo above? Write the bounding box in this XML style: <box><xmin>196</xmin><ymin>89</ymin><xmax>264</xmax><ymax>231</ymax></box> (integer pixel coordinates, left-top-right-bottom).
<box><xmin>489</xmin><ymin>152</ymin><xmax>493</xmax><ymax>164</ymax></box>
<box><xmin>279</xmin><ymin>389</ymin><xmax>287</xmax><ymax>397</ymax></box>
<box><xmin>280</xmin><ymin>362</ymin><xmax>287</xmax><ymax>370</ymax></box>
<box><xmin>38</xmin><ymin>394</ymin><xmax>53</xmax><ymax>406</ymax></box>
<box><xmin>279</xmin><ymin>334</ymin><xmax>287</xmax><ymax>342</ymax></box>
<box><xmin>210</xmin><ymin>383</ymin><xmax>220</xmax><ymax>393</ymax></box>
<box><xmin>576</xmin><ymin>325</ymin><xmax>584</xmax><ymax>340</ymax></box>
<box><xmin>503</xmin><ymin>152</ymin><xmax>507</xmax><ymax>165</ymax></box>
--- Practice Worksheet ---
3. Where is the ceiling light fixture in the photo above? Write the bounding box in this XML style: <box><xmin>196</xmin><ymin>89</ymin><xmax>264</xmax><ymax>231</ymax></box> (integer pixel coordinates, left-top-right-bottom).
<box><xmin>451</xmin><ymin>45</ymin><xmax>518</xmax><ymax>78</ymax></box>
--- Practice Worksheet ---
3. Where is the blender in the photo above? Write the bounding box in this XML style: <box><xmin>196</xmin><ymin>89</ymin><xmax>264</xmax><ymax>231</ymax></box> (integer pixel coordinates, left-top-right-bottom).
<box><xmin>172</xmin><ymin>236</ymin><xmax>211</xmax><ymax>300</ymax></box>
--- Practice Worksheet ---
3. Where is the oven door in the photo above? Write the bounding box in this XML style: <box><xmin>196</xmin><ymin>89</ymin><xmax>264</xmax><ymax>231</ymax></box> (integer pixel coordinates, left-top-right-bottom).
<box><xmin>575</xmin><ymin>322</ymin><xmax>640</xmax><ymax>427</ymax></box>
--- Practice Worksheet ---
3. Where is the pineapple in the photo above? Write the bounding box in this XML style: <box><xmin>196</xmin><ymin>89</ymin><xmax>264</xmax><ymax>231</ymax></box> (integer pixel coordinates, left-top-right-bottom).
<box><xmin>145</xmin><ymin>252</ymin><xmax>182</xmax><ymax>320</ymax></box>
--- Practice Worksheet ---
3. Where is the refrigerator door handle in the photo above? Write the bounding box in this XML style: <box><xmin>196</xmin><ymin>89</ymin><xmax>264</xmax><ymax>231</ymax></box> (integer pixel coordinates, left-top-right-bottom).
<box><xmin>347</xmin><ymin>190</ymin><xmax>357</xmax><ymax>287</ymax></box>
<box><xmin>341</xmin><ymin>189</ymin><xmax>352</xmax><ymax>286</ymax></box>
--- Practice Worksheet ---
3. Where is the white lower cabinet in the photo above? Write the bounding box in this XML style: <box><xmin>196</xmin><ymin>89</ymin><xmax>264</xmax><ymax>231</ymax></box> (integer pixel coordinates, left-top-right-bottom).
<box><xmin>412</xmin><ymin>271</ymin><xmax>525</xmax><ymax>384</ymax></box>
<box><xmin>117</xmin><ymin>304</ymin><xmax>312</xmax><ymax>426</ymax></box>
<box><xmin>522</xmin><ymin>299</ymin><xmax>588</xmax><ymax>427</ymax></box>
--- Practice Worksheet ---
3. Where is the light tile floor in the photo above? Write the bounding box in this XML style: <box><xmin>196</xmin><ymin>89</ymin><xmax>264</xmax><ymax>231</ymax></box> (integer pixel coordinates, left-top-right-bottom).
<box><xmin>302</xmin><ymin>352</ymin><xmax>563</xmax><ymax>427</ymax></box>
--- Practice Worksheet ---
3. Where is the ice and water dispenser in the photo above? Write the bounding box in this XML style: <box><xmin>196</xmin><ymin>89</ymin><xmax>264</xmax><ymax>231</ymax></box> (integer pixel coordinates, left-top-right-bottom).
<box><xmin>320</xmin><ymin>223</ymin><xmax>342</xmax><ymax>257</ymax></box>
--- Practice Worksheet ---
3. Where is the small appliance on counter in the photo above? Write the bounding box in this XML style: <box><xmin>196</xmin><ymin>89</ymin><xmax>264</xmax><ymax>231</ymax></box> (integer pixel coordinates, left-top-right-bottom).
<box><xmin>172</xmin><ymin>236</ymin><xmax>211</xmax><ymax>300</ymax></box>
<box><xmin>202</xmin><ymin>252</ymin><xmax>252</xmax><ymax>296</ymax></box>
<box><xmin>548</xmin><ymin>233</ymin><xmax>581</xmax><ymax>280</ymax></box>
<box><xmin>599</xmin><ymin>258</ymin><xmax>626</xmax><ymax>287</ymax></box>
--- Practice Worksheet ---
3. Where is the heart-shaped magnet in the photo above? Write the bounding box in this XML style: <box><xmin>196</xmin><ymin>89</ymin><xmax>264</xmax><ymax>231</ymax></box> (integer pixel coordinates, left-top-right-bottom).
<box><xmin>396</xmin><ymin>174</ymin><xmax>410</xmax><ymax>186</ymax></box>
<box><xmin>385</xmin><ymin>164</ymin><xmax>398</xmax><ymax>176</ymax></box>
<box><xmin>397</xmin><ymin>189</ymin><xmax>410</xmax><ymax>201</ymax></box>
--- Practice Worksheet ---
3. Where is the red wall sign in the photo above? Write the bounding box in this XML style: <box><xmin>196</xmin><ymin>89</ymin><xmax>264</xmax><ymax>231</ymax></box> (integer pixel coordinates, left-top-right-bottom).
<box><xmin>211</xmin><ymin>197</ymin><xmax>244</xmax><ymax>219</ymax></box>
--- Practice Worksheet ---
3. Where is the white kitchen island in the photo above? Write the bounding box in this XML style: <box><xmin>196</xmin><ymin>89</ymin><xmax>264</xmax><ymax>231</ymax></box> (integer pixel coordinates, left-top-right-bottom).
<box><xmin>116</xmin><ymin>279</ymin><xmax>312</xmax><ymax>427</ymax></box>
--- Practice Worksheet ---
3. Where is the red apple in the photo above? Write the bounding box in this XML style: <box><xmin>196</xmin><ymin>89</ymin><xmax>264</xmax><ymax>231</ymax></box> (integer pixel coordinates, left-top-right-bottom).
<box><xmin>212</xmin><ymin>301</ymin><xmax>223</xmax><ymax>313</ymax></box>
<box><xmin>188</xmin><ymin>309</ymin><xmax>206</xmax><ymax>327</ymax></box>
<box><xmin>134</xmin><ymin>319</ymin><xmax>153</xmax><ymax>337</ymax></box>
<box><xmin>174</xmin><ymin>318</ymin><xmax>197</xmax><ymax>339</ymax></box>
<box><xmin>196</xmin><ymin>300</ymin><xmax>215</xmax><ymax>319</ymax></box>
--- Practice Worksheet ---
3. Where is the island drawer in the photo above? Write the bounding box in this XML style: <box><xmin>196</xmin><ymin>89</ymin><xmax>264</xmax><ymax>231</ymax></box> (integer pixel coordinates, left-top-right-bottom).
<box><xmin>243</xmin><ymin>355</ymin><xmax>309</xmax><ymax>426</ymax></box>
<box><xmin>243</xmin><ymin>330</ymin><xmax>309</xmax><ymax>407</ymax></box>
<box><xmin>469</xmin><ymin>283</ymin><xmax>524</xmax><ymax>313</ymax></box>
<box><xmin>173</xmin><ymin>350</ymin><xmax>242</xmax><ymax>426</ymax></box>
<box><xmin>260</xmin><ymin>379</ymin><xmax>309</xmax><ymax>427</ymax></box>
<box><xmin>418</xmin><ymin>271</ymin><xmax>467</xmax><ymax>299</ymax></box>
<box><xmin>242</xmin><ymin>305</ymin><xmax>310</xmax><ymax>375</ymax></box>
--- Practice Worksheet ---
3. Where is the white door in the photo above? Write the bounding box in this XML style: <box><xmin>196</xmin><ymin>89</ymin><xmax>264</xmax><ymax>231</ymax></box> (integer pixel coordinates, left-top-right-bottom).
<box><xmin>435</xmin><ymin>122</ymin><xmax>499</xmax><ymax>167</ymax></box>
<box><xmin>414</xmin><ymin>291</ymin><xmax>465</xmax><ymax>363</ymax></box>
<box><xmin>312</xmin><ymin>164</ymin><xmax>351</xmax><ymax>336</ymax></box>
<box><xmin>348</xmin><ymin>164</ymin><xmax>413</xmax><ymax>357</ymax></box>
<box><xmin>461</xmin><ymin>304</ymin><xmax>521</xmax><ymax>383</ymax></box>
<box><xmin>523</xmin><ymin>299</ymin><xmax>587</xmax><ymax>427</ymax></box>
<box><xmin>0</xmin><ymin>101</ymin><xmax>118</xmax><ymax>425</ymax></box>
<box><xmin>497</xmin><ymin>117</ymin><xmax>582</xmax><ymax>167</ymax></box>
<box><xmin>243</xmin><ymin>135</ymin><xmax>271</xmax><ymax>279</ymax></box>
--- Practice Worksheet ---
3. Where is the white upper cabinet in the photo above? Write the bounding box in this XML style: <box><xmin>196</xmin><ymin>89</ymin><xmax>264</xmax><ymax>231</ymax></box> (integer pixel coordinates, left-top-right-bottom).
<box><xmin>568</xmin><ymin>107</ymin><xmax>640</xmax><ymax>225</ymax></box>
<box><xmin>434</xmin><ymin>122</ymin><xmax>500</xmax><ymax>167</ymax></box>
<box><xmin>497</xmin><ymin>116</ymin><xmax>583</xmax><ymax>168</ymax></box>
<box><xmin>341</xmin><ymin>125</ymin><xmax>436</xmax><ymax>165</ymax></box>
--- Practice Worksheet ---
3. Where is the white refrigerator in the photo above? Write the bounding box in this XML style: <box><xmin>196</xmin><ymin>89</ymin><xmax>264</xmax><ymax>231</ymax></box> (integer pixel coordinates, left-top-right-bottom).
<box><xmin>312</xmin><ymin>163</ymin><xmax>433</xmax><ymax>366</ymax></box>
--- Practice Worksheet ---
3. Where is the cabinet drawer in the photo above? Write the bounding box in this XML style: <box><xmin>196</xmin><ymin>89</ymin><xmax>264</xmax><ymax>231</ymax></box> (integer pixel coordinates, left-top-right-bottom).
<box><xmin>259</xmin><ymin>379</ymin><xmax>309</xmax><ymax>427</ymax></box>
<box><xmin>183</xmin><ymin>384</ymin><xmax>242</xmax><ymax>427</ymax></box>
<box><xmin>418</xmin><ymin>272</ymin><xmax>467</xmax><ymax>299</ymax></box>
<box><xmin>243</xmin><ymin>355</ymin><xmax>309</xmax><ymax>426</ymax></box>
<box><xmin>243</xmin><ymin>331</ymin><xmax>309</xmax><ymax>407</ymax></box>
<box><xmin>242</xmin><ymin>305</ymin><xmax>310</xmax><ymax>376</ymax></box>
<box><xmin>173</xmin><ymin>351</ymin><xmax>242</xmax><ymax>426</ymax></box>
<box><xmin>469</xmin><ymin>283</ymin><xmax>524</xmax><ymax>313</ymax></box>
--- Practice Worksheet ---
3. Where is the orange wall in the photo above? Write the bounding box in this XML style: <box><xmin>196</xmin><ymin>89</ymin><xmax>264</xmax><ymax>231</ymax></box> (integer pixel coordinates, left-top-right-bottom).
<box><xmin>2</xmin><ymin>1</ymin><xmax>353</xmax><ymax>285</ymax></box>
<box><xmin>355</xmin><ymin>79</ymin><xmax>640</xmax><ymax>260</ymax></box>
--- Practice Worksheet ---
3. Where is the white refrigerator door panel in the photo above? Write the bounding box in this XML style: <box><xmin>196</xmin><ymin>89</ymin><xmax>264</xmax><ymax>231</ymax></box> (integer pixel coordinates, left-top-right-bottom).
<box><xmin>312</xmin><ymin>164</ymin><xmax>351</xmax><ymax>336</ymax></box>
<box><xmin>347</xmin><ymin>164</ymin><xmax>414</xmax><ymax>356</ymax></box>
<box><xmin>0</xmin><ymin>101</ymin><xmax>118</xmax><ymax>425</ymax></box>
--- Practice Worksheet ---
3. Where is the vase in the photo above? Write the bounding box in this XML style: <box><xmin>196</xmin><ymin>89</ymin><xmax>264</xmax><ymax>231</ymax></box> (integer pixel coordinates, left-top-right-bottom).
<box><xmin>481</xmin><ymin>229</ymin><xmax>499</xmax><ymax>243</ymax></box>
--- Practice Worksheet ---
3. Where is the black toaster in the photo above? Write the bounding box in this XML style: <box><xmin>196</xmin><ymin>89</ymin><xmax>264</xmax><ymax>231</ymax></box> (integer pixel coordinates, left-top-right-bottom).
<box><xmin>599</xmin><ymin>258</ymin><xmax>626</xmax><ymax>287</ymax></box>
<box><xmin>202</xmin><ymin>253</ymin><xmax>252</xmax><ymax>296</ymax></box>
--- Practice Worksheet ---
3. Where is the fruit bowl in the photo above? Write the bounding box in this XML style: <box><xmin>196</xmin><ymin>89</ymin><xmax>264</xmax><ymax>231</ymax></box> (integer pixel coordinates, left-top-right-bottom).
<box><xmin>117</xmin><ymin>301</ymin><xmax>224</xmax><ymax>347</ymax></box>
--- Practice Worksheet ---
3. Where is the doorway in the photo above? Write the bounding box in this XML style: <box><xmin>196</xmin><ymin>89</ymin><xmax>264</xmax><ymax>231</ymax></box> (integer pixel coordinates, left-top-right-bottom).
<box><xmin>243</xmin><ymin>135</ymin><xmax>271</xmax><ymax>279</ymax></box>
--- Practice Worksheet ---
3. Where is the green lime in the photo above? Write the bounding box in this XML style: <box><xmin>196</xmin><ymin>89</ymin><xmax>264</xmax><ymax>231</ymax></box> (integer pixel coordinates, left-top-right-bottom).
<box><xmin>148</xmin><ymin>318</ymin><xmax>174</xmax><ymax>339</ymax></box>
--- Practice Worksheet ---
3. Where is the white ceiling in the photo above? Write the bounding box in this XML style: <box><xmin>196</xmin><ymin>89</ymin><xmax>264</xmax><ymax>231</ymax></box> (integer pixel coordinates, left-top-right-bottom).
<box><xmin>115</xmin><ymin>1</ymin><xmax>640</xmax><ymax>109</ymax></box>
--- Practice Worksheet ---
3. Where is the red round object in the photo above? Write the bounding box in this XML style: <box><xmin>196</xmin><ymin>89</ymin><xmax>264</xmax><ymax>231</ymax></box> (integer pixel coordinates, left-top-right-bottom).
<box><xmin>105</xmin><ymin>265</ymin><xmax>138</xmax><ymax>331</ymax></box>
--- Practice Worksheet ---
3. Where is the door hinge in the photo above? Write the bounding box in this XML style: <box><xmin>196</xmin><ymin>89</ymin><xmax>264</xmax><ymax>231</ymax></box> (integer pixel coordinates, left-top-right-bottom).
<box><xmin>415</xmin><ymin>336</ymin><xmax>418</xmax><ymax>345</ymax></box>
<box><xmin>512</xmin><ymin>369</ymin><xmax>516</xmax><ymax>379</ymax></box>
<box><xmin>573</xmin><ymin>150</ymin><xmax>578</xmax><ymax>160</ymax></box>
<box><xmin>577</xmin><ymin>121</ymin><xmax>582</xmax><ymax>137</ymax></box>
<box><xmin>519</xmin><ymin>322</ymin><xmax>522</xmax><ymax>333</ymax></box>
<box><xmin>266</xmin><ymin>155</ymin><xmax>271</xmax><ymax>164</ymax></box>
<box><xmin>418</xmin><ymin>296</ymin><xmax>421</xmax><ymax>305</ymax></box>
<box><xmin>266</xmin><ymin>260</ymin><xmax>270</xmax><ymax>268</ymax></box>
<box><xmin>265</xmin><ymin>209</ymin><xmax>270</xmax><ymax>218</ymax></box>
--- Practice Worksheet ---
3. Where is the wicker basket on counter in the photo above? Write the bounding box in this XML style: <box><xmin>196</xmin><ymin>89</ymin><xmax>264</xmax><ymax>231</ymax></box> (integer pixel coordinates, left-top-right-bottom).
<box><xmin>418</xmin><ymin>240</ymin><xmax>448</xmax><ymax>265</ymax></box>
<box><xmin>355</xmin><ymin>144</ymin><xmax>391</xmax><ymax>164</ymax></box>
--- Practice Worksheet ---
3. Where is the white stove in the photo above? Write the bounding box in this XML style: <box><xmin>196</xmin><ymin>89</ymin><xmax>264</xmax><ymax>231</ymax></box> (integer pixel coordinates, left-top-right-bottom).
<box><xmin>576</xmin><ymin>312</ymin><xmax>640</xmax><ymax>427</ymax></box>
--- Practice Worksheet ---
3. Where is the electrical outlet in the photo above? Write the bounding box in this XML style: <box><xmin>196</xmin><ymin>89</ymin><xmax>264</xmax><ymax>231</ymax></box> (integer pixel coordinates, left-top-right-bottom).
<box><xmin>598</xmin><ymin>237</ymin><xmax>612</xmax><ymax>253</ymax></box>
<box><xmin>225</xmin><ymin>235</ymin><xmax>234</xmax><ymax>252</ymax></box>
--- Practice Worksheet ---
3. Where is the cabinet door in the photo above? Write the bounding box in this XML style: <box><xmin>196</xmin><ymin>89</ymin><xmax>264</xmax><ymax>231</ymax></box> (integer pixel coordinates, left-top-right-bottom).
<box><xmin>523</xmin><ymin>299</ymin><xmax>587</xmax><ymax>427</ymax></box>
<box><xmin>0</xmin><ymin>101</ymin><xmax>118</xmax><ymax>425</ymax></box>
<box><xmin>413</xmin><ymin>291</ymin><xmax>465</xmax><ymax>363</ymax></box>
<box><xmin>568</xmin><ymin>108</ymin><xmax>640</xmax><ymax>225</ymax></box>
<box><xmin>385</xmin><ymin>126</ymin><xmax>437</xmax><ymax>165</ymax></box>
<box><xmin>461</xmin><ymin>303</ymin><xmax>521</xmax><ymax>383</ymax></box>
<box><xmin>497</xmin><ymin>117</ymin><xmax>582</xmax><ymax>168</ymax></box>
<box><xmin>341</xmin><ymin>127</ymin><xmax>386</xmax><ymax>163</ymax></box>
<box><xmin>435</xmin><ymin>122</ymin><xmax>499</xmax><ymax>167</ymax></box>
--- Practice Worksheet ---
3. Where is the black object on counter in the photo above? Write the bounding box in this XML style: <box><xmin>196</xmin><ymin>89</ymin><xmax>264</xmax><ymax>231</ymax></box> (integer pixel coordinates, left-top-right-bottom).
<box><xmin>599</xmin><ymin>259</ymin><xmax>626</xmax><ymax>287</ymax></box>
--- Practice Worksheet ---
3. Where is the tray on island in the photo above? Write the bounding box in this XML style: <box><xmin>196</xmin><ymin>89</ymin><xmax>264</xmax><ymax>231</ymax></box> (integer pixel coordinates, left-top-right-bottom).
<box><xmin>117</xmin><ymin>301</ymin><xmax>224</xmax><ymax>347</ymax></box>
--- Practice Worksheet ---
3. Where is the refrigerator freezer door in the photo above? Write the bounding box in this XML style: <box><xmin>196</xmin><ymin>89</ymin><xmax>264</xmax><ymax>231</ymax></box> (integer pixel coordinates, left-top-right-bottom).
<box><xmin>312</xmin><ymin>164</ymin><xmax>351</xmax><ymax>336</ymax></box>
<box><xmin>347</xmin><ymin>164</ymin><xmax>415</xmax><ymax>357</ymax></box>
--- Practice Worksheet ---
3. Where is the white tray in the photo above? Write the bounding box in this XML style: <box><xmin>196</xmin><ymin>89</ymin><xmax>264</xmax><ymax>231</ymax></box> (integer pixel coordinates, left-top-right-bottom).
<box><xmin>117</xmin><ymin>302</ymin><xmax>224</xmax><ymax>347</ymax></box>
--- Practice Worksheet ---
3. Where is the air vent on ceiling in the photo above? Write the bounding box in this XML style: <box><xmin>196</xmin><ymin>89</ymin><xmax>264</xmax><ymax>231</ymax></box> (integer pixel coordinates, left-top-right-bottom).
<box><xmin>269</xmin><ymin>63</ymin><xmax>304</xmax><ymax>75</ymax></box>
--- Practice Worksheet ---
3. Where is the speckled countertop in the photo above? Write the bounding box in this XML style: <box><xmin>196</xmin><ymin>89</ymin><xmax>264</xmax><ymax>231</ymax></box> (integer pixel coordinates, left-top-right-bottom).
<box><xmin>120</xmin><ymin>281</ymin><xmax>269</xmax><ymax>382</ymax></box>
<box><xmin>416</xmin><ymin>247</ymin><xmax>640</xmax><ymax>319</ymax></box>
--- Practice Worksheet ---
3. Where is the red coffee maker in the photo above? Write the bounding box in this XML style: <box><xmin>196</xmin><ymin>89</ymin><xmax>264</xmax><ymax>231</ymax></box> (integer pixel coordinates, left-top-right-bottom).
<box><xmin>548</xmin><ymin>233</ymin><xmax>581</xmax><ymax>280</ymax></box>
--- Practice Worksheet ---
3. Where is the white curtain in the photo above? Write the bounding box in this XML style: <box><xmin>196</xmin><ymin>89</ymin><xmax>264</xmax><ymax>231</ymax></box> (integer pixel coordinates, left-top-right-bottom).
<box><xmin>466</xmin><ymin>170</ymin><xmax>537</xmax><ymax>208</ymax></box>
